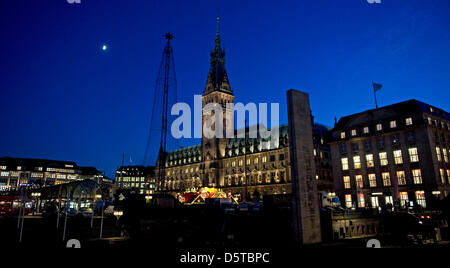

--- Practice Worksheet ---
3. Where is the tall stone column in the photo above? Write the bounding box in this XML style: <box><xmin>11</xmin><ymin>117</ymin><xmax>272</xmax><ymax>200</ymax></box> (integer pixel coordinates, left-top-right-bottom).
<box><xmin>287</xmin><ymin>89</ymin><xmax>322</xmax><ymax>245</ymax></box>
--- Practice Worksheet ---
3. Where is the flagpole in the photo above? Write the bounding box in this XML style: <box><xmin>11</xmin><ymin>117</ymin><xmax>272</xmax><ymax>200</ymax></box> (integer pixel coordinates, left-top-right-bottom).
<box><xmin>373</xmin><ymin>81</ymin><xmax>379</xmax><ymax>109</ymax></box>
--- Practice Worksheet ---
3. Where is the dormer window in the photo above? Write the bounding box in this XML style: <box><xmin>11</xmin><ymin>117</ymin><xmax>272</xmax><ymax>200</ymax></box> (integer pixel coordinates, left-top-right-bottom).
<box><xmin>351</xmin><ymin>129</ymin><xmax>357</xmax><ymax>136</ymax></box>
<box><xmin>405</xmin><ymin>118</ymin><xmax>413</xmax><ymax>126</ymax></box>
<box><xmin>376</xmin><ymin>124</ymin><xmax>383</xmax><ymax>131</ymax></box>
<box><xmin>340</xmin><ymin>132</ymin><xmax>346</xmax><ymax>139</ymax></box>
<box><xmin>363</xmin><ymin>127</ymin><xmax>369</xmax><ymax>134</ymax></box>
<box><xmin>390</xmin><ymin>120</ymin><xmax>397</xmax><ymax>128</ymax></box>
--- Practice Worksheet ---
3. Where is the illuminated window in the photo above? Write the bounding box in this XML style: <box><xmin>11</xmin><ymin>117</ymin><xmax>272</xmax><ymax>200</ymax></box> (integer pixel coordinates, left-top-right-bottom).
<box><xmin>428</xmin><ymin>117</ymin><xmax>432</xmax><ymax>125</ymax></box>
<box><xmin>396</xmin><ymin>171</ymin><xmax>406</xmax><ymax>185</ymax></box>
<box><xmin>254</xmin><ymin>157</ymin><xmax>259</xmax><ymax>164</ymax></box>
<box><xmin>341</xmin><ymin>158</ymin><xmax>349</xmax><ymax>170</ymax></box>
<box><xmin>17</xmin><ymin>166</ymin><xmax>22</xmax><ymax>171</ymax></box>
<box><xmin>353</xmin><ymin>156</ymin><xmax>361</xmax><ymax>169</ymax></box>
<box><xmin>390</xmin><ymin>120</ymin><xmax>397</xmax><ymax>128</ymax></box>
<box><xmin>355</xmin><ymin>175</ymin><xmax>363</xmax><ymax>189</ymax></box>
<box><xmin>379</xmin><ymin>152</ymin><xmax>388</xmax><ymax>166</ymax></box>
<box><xmin>371</xmin><ymin>196</ymin><xmax>379</xmax><ymax>208</ymax></box>
<box><xmin>385</xmin><ymin>196</ymin><xmax>393</xmax><ymax>206</ymax></box>
<box><xmin>239</xmin><ymin>160</ymin><xmax>243</xmax><ymax>166</ymax></box>
<box><xmin>351</xmin><ymin>129</ymin><xmax>357</xmax><ymax>136</ymax></box>
<box><xmin>232</xmin><ymin>161</ymin><xmax>236</xmax><ymax>167</ymax></box>
<box><xmin>440</xmin><ymin>169</ymin><xmax>446</xmax><ymax>184</ymax></box>
<box><xmin>343</xmin><ymin>176</ymin><xmax>351</xmax><ymax>189</ymax></box>
<box><xmin>399</xmin><ymin>192</ymin><xmax>409</xmax><ymax>208</ymax></box>
<box><xmin>376</xmin><ymin>124</ymin><xmax>382</xmax><ymax>131</ymax></box>
<box><xmin>341</xmin><ymin>132</ymin><xmax>346</xmax><ymax>139</ymax></box>
<box><xmin>368</xmin><ymin>173</ymin><xmax>377</xmax><ymax>187</ymax></box>
<box><xmin>0</xmin><ymin>166</ymin><xmax>6</xmax><ymax>170</ymax></box>
<box><xmin>408</xmin><ymin>148</ymin><xmax>419</xmax><ymax>162</ymax></box>
<box><xmin>412</xmin><ymin>169</ymin><xmax>422</xmax><ymax>184</ymax></box>
<box><xmin>313</xmin><ymin>149</ymin><xmax>317</xmax><ymax>156</ymax></box>
<box><xmin>262</xmin><ymin>156</ymin><xmax>267</xmax><ymax>163</ymax></box>
<box><xmin>447</xmin><ymin>170</ymin><xmax>450</xmax><ymax>183</ymax></box>
<box><xmin>405</xmin><ymin>117</ymin><xmax>413</xmax><ymax>126</ymax></box>
<box><xmin>436</xmin><ymin>147</ymin><xmax>442</xmax><ymax>161</ymax></box>
<box><xmin>246</xmin><ymin>158</ymin><xmax>251</xmax><ymax>165</ymax></box>
<box><xmin>415</xmin><ymin>191</ymin><xmax>426</xmax><ymax>208</ymax></box>
<box><xmin>393</xmin><ymin>150</ymin><xmax>403</xmax><ymax>165</ymax></box>
<box><xmin>363</xmin><ymin>127</ymin><xmax>369</xmax><ymax>134</ymax></box>
<box><xmin>358</xmin><ymin>193</ymin><xmax>365</xmax><ymax>208</ymax></box>
<box><xmin>365</xmin><ymin>154</ymin><xmax>374</xmax><ymax>168</ymax></box>
<box><xmin>382</xmin><ymin>172</ymin><xmax>391</xmax><ymax>186</ymax></box>
<box><xmin>443</xmin><ymin>149</ymin><xmax>448</xmax><ymax>163</ymax></box>
<box><xmin>345</xmin><ymin>194</ymin><xmax>352</xmax><ymax>208</ymax></box>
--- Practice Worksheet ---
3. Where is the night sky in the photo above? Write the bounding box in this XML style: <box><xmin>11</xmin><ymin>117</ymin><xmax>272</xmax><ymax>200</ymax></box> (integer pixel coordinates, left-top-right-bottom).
<box><xmin>1</xmin><ymin>0</ymin><xmax>449</xmax><ymax>178</ymax></box>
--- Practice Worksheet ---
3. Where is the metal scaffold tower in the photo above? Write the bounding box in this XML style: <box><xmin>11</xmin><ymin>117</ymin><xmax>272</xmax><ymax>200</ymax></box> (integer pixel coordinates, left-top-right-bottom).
<box><xmin>143</xmin><ymin>33</ymin><xmax>177</xmax><ymax>190</ymax></box>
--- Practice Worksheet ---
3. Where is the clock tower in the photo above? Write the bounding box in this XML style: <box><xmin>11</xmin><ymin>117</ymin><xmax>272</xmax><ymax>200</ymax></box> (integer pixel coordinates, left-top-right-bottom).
<box><xmin>201</xmin><ymin>17</ymin><xmax>235</xmax><ymax>187</ymax></box>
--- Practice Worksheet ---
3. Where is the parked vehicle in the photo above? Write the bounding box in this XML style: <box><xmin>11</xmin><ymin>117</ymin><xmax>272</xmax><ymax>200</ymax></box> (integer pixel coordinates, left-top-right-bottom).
<box><xmin>77</xmin><ymin>207</ymin><xmax>93</xmax><ymax>218</ymax></box>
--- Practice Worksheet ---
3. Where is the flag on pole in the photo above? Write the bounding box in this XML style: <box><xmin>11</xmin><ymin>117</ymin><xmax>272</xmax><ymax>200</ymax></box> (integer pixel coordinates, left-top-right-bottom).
<box><xmin>130</xmin><ymin>155</ymin><xmax>133</xmax><ymax>164</ymax></box>
<box><xmin>372</xmin><ymin>81</ymin><xmax>383</xmax><ymax>92</ymax></box>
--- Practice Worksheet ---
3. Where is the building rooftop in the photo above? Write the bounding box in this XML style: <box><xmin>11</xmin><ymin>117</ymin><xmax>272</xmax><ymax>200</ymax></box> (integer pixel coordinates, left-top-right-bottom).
<box><xmin>334</xmin><ymin>99</ymin><xmax>449</xmax><ymax>130</ymax></box>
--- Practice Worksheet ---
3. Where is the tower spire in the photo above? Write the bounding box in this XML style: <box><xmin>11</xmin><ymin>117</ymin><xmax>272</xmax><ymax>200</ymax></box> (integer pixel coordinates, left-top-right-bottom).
<box><xmin>216</xmin><ymin>16</ymin><xmax>220</xmax><ymax>46</ymax></box>
<box><xmin>204</xmin><ymin>17</ymin><xmax>232</xmax><ymax>95</ymax></box>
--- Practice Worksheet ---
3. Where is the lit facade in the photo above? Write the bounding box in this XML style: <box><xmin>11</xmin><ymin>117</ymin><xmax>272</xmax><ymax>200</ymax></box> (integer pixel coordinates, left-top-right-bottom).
<box><xmin>115</xmin><ymin>165</ymin><xmax>156</xmax><ymax>195</ymax></box>
<box><xmin>0</xmin><ymin>157</ymin><xmax>109</xmax><ymax>191</ymax></box>
<box><xmin>330</xmin><ymin>100</ymin><xmax>450</xmax><ymax>209</ymax></box>
<box><xmin>153</xmin><ymin>21</ymin><xmax>334</xmax><ymax>199</ymax></box>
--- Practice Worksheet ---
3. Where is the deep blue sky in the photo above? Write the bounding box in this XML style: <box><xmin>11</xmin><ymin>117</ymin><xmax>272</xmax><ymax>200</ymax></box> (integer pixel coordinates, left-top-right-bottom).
<box><xmin>1</xmin><ymin>0</ymin><xmax>449</xmax><ymax>178</ymax></box>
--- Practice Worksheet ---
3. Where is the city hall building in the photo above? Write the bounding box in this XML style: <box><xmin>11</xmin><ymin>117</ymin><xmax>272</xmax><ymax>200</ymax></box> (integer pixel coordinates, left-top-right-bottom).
<box><xmin>330</xmin><ymin>100</ymin><xmax>450</xmax><ymax>209</ymax></box>
<box><xmin>151</xmin><ymin>21</ymin><xmax>334</xmax><ymax>199</ymax></box>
